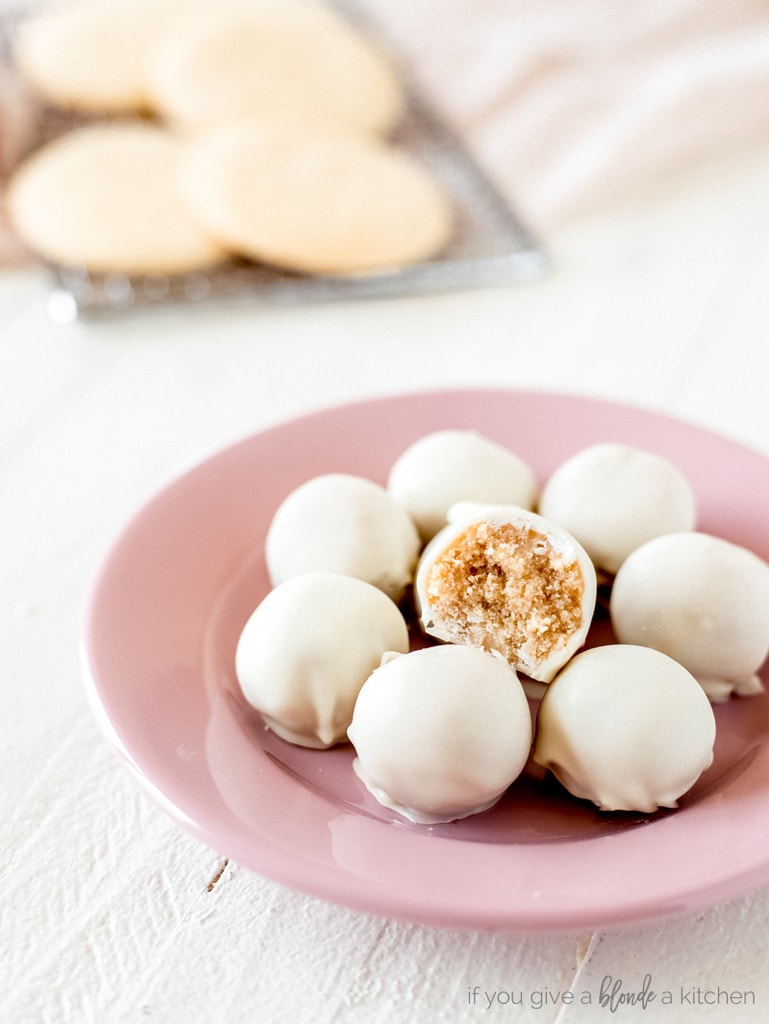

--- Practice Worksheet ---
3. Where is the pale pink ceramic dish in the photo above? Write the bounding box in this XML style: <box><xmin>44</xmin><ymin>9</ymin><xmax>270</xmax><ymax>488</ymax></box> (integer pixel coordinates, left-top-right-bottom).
<box><xmin>81</xmin><ymin>389</ymin><xmax>769</xmax><ymax>932</ymax></box>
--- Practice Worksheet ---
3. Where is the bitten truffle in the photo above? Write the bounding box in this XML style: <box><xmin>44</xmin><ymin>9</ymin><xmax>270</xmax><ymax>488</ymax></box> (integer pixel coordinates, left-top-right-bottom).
<box><xmin>415</xmin><ymin>506</ymin><xmax>596</xmax><ymax>682</ymax></box>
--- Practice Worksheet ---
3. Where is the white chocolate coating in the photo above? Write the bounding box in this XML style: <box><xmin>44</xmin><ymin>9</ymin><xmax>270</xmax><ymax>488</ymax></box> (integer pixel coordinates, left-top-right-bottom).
<box><xmin>348</xmin><ymin>645</ymin><xmax>532</xmax><ymax>824</ymax></box>
<box><xmin>533</xmin><ymin>644</ymin><xmax>716</xmax><ymax>812</ymax></box>
<box><xmin>415</xmin><ymin>506</ymin><xmax>596</xmax><ymax>683</ymax></box>
<box><xmin>236</xmin><ymin>572</ymin><xmax>409</xmax><ymax>748</ymax></box>
<box><xmin>610</xmin><ymin>531</ymin><xmax>769</xmax><ymax>700</ymax></box>
<box><xmin>538</xmin><ymin>442</ymin><xmax>697</xmax><ymax>575</ymax></box>
<box><xmin>265</xmin><ymin>473</ymin><xmax>421</xmax><ymax>602</ymax></box>
<box><xmin>387</xmin><ymin>430</ymin><xmax>537</xmax><ymax>542</ymax></box>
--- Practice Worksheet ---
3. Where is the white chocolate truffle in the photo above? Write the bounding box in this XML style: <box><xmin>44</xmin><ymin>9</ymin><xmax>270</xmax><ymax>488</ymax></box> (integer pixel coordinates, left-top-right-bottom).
<box><xmin>265</xmin><ymin>473</ymin><xmax>421</xmax><ymax>603</ymax></box>
<box><xmin>236</xmin><ymin>572</ymin><xmax>409</xmax><ymax>748</ymax></box>
<box><xmin>415</xmin><ymin>506</ymin><xmax>597</xmax><ymax>683</ymax></box>
<box><xmin>348</xmin><ymin>645</ymin><xmax>532</xmax><ymax>824</ymax></box>
<box><xmin>538</xmin><ymin>443</ymin><xmax>697</xmax><ymax>575</ymax></box>
<box><xmin>533</xmin><ymin>644</ymin><xmax>716</xmax><ymax>812</ymax></box>
<box><xmin>387</xmin><ymin>430</ymin><xmax>537</xmax><ymax>542</ymax></box>
<box><xmin>610</xmin><ymin>531</ymin><xmax>769</xmax><ymax>700</ymax></box>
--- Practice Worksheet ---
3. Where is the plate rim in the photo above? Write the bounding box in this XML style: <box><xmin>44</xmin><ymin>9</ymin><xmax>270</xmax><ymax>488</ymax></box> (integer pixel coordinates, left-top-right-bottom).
<box><xmin>81</xmin><ymin>387</ymin><xmax>769</xmax><ymax>931</ymax></box>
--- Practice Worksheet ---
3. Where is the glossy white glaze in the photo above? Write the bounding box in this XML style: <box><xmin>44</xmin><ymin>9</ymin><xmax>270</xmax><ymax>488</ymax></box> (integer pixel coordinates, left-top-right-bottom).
<box><xmin>534</xmin><ymin>644</ymin><xmax>716</xmax><ymax>812</ymax></box>
<box><xmin>236</xmin><ymin>571</ymin><xmax>410</xmax><ymax>748</ymax></box>
<box><xmin>387</xmin><ymin>428</ymin><xmax>537</xmax><ymax>541</ymax></box>
<box><xmin>265</xmin><ymin>472</ymin><xmax>421</xmax><ymax>602</ymax></box>
<box><xmin>611</xmin><ymin>531</ymin><xmax>769</xmax><ymax>700</ymax></box>
<box><xmin>348</xmin><ymin>644</ymin><xmax>532</xmax><ymax>823</ymax></box>
<box><xmin>538</xmin><ymin>441</ymin><xmax>697</xmax><ymax>574</ymax></box>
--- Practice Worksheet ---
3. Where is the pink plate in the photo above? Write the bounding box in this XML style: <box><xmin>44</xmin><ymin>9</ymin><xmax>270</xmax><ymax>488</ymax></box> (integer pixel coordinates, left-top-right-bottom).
<box><xmin>82</xmin><ymin>389</ymin><xmax>769</xmax><ymax>932</ymax></box>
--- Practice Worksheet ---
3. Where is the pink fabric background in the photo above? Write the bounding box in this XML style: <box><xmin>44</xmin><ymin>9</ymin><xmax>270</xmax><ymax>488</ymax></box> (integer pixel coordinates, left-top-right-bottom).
<box><xmin>362</xmin><ymin>0</ymin><xmax>769</xmax><ymax>229</ymax></box>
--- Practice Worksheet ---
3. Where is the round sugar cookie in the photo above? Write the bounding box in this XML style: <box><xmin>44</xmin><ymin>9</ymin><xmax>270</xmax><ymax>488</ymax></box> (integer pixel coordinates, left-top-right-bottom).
<box><xmin>181</xmin><ymin>121</ymin><xmax>453</xmax><ymax>274</ymax></box>
<box><xmin>7</xmin><ymin>122</ymin><xmax>226</xmax><ymax>274</ymax></box>
<box><xmin>13</xmin><ymin>0</ymin><xmax>195</xmax><ymax>112</ymax></box>
<box><xmin>147</xmin><ymin>2</ymin><xmax>403</xmax><ymax>136</ymax></box>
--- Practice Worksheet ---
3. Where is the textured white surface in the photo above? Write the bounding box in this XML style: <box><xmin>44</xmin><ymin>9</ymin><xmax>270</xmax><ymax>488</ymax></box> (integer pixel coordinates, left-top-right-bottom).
<box><xmin>5</xmin><ymin>68</ymin><xmax>769</xmax><ymax>1024</ymax></box>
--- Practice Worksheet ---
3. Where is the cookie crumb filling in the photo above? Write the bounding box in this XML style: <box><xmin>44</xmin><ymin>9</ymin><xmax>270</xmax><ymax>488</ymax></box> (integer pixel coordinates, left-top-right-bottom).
<box><xmin>421</xmin><ymin>520</ymin><xmax>587</xmax><ymax>674</ymax></box>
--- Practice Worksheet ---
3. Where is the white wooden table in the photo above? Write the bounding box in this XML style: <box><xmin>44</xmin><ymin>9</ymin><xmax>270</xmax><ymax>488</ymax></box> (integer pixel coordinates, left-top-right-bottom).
<box><xmin>4</xmin><ymin>132</ymin><xmax>769</xmax><ymax>1022</ymax></box>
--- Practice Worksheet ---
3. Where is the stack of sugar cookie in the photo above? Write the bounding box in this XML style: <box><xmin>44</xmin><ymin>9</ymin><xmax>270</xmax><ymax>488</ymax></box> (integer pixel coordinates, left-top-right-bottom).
<box><xmin>7</xmin><ymin>0</ymin><xmax>453</xmax><ymax>276</ymax></box>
